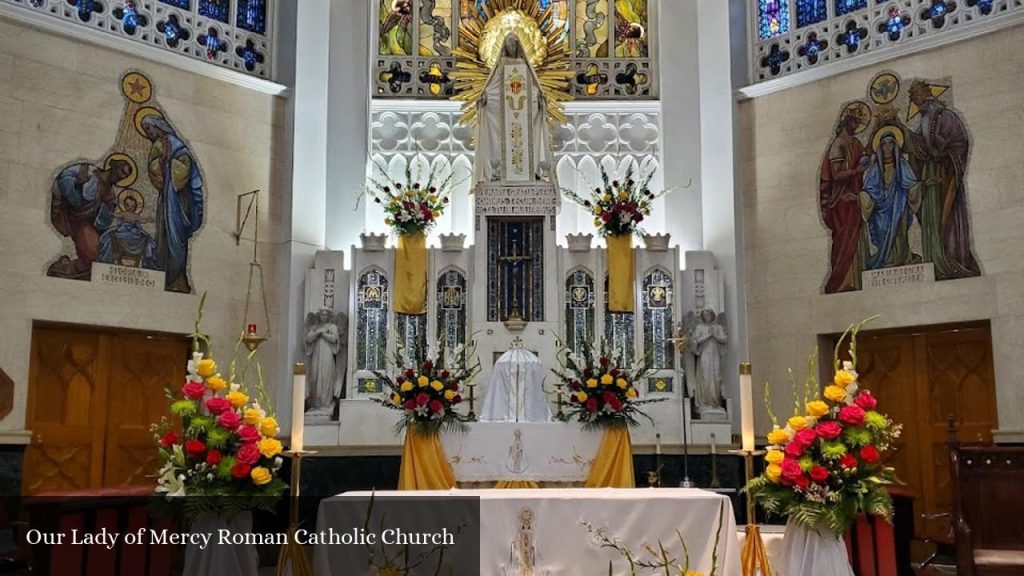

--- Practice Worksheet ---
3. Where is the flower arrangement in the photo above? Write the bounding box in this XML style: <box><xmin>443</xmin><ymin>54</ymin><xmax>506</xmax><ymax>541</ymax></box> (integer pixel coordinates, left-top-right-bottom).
<box><xmin>364</xmin><ymin>160</ymin><xmax>454</xmax><ymax>236</ymax></box>
<box><xmin>374</xmin><ymin>341</ymin><xmax>481</xmax><ymax>435</ymax></box>
<box><xmin>551</xmin><ymin>339</ymin><xmax>661</xmax><ymax>430</ymax></box>
<box><xmin>745</xmin><ymin>319</ymin><xmax>901</xmax><ymax>534</ymax></box>
<box><xmin>563</xmin><ymin>163</ymin><xmax>667</xmax><ymax>237</ymax></box>
<box><xmin>153</xmin><ymin>296</ymin><xmax>287</xmax><ymax>518</ymax></box>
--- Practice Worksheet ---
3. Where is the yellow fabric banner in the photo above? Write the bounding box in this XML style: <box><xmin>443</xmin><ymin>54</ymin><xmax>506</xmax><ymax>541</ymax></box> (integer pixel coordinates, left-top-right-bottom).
<box><xmin>494</xmin><ymin>480</ymin><xmax>541</xmax><ymax>489</ymax></box>
<box><xmin>397</xmin><ymin>427</ymin><xmax>455</xmax><ymax>490</ymax></box>
<box><xmin>394</xmin><ymin>231</ymin><xmax>427</xmax><ymax>314</ymax></box>
<box><xmin>606</xmin><ymin>234</ymin><xmax>635</xmax><ymax>312</ymax></box>
<box><xmin>584</xmin><ymin>427</ymin><xmax>635</xmax><ymax>488</ymax></box>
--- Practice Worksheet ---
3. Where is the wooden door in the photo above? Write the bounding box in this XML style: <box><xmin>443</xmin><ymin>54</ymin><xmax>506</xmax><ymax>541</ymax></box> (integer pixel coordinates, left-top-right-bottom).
<box><xmin>845</xmin><ymin>323</ymin><xmax>997</xmax><ymax>543</ymax></box>
<box><xmin>23</xmin><ymin>325</ymin><xmax>187</xmax><ymax>495</ymax></box>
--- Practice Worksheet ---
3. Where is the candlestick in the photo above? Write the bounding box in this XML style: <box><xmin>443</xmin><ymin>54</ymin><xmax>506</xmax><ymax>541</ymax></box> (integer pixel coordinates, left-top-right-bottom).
<box><xmin>275</xmin><ymin>450</ymin><xmax>317</xmax><ymax>576</ymax></box>
<box><xmin>466</xmin><ymin>382</ymin><xmax>477</xmax><ymax>422</ymax></box>
<box><xmin>655</xmin><ymin>432</ymin><xmax>661</xmax><ymax>455</ymax></box>
<box><xmin>709</xmin><ymin>433</ymin><xmax>721</xmax><ymax>489</ymax></box>
<box><xmin>729</xmin><ymin>448</ymin><xmax>773</xmax><ymax>576</ymax></box>
<box><xmin>739</xmin><ymin>362</ymin><xmax>755</xmax><ymax>452</ymax></box>
<box><xmin>291</xmin><ymin>363</ymin><xmax>306</xmax><ymax>452</ymax></box>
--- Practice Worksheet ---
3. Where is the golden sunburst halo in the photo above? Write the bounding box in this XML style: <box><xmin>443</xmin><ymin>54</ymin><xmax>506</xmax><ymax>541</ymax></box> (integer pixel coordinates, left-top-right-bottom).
<box><xmin>451</xmin><ymin>0</ymin><xmax>573</xmax><ymax>129</ymax></box>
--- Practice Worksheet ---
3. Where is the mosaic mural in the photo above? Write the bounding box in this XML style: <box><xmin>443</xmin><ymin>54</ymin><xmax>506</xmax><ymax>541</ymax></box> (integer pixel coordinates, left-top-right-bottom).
<box><xmin>46</xmin><ymin>71</ymin><xmax>205</xmax><ymax>294</ymax></box>
<box><xmin>820</xmin><ymin>72</ymin><xmax>980</xmax><ymax>294</ymax></box>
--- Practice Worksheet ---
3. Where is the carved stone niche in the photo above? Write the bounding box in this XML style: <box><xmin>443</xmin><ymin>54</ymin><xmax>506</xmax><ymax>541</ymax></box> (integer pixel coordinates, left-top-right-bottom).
<box><xmin>440</xmin><ymin>233</ymin><xmax>466</xmax><ymax>252</ymax></box>
<box><xmin>566</xmin><ymin>233</ymin><xmax>593</xmax><ymax>253</ymax></box>
<box><xmin>360</xmin><ymin>233</ymin><xmax>388</xmax><ymax>252</ymax></box>
<box><xmin>643</xmin><ymin>233</ymin><xmax>671</xmax><ymax>252</ymax></box>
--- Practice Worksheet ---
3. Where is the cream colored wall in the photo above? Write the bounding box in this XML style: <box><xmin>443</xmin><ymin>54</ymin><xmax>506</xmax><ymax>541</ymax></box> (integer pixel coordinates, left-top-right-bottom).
<box><xmin>739</xmin><ymin>25</ymin><xmax>1024</xmax><ymax>442</ymax></box>
<box><xmin>0</xmin><ymin>18</ymin><xmax>288</xmax><ymax>438</ymax></box>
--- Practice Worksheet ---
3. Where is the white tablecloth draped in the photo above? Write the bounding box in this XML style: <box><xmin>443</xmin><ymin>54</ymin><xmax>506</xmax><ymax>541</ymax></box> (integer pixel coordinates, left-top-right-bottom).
<box><xmin>314</xmin><ymin>488</ymin><xmax>742</xmax><ymax>576</ymax></box>
<box><xmin>443</xmin><ymin>422</ymin><xmax>603</xmax><ymax>482</ymax></box>
<box><xmin>481</xmin><ymin>348</ymin><xmax>551</xmax><ymax>423</ymax></box>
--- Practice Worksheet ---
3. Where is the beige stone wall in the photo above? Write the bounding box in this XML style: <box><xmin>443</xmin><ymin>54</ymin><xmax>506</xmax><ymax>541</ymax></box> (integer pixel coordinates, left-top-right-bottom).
<box><xmin>739</xmin><ymin>25</ymin><xmax>1024</xmax><ymax>441</ymax></box>
<box><xmin>0</xmin><ymin>18</ymin><xmax>288</xmax><ymax>436</ymax></box>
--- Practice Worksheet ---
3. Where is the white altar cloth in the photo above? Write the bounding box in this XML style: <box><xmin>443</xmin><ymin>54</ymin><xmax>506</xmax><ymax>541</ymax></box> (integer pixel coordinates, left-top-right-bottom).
<box><xmin>481</xmin><ymin>347</ymin><xmax>551</xmax><ymax>423</ymax></box>
<box><xmin>443</xmin><ymin>422</ymin><xmax>602</xmax><ymax>483</ymax></box>
<box><xmin>314</xmin><ymin>488</ymin><xmax>742</xmax><ymax>576</ymax></box>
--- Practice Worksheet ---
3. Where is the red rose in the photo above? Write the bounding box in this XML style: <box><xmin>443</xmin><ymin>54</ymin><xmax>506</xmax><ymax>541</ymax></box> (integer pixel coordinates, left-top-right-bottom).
<box><xmin>206</xmin><ymin>450</ymin><xmax>222</xmax><ymax>466</ymax></box>
<box><xmin>452</xmin><ymin>394</ymin><xmax>462</xmax><ymax>404</ymax></box>
<box><xmin>839</xmin><ymin>405</ymin><xmax>866</xmax><ymax>426</ymax></box>
<box><xmin>635</xmin><ymin>213</ymin><xmax>644</xmax><ymax>223</ymax></box>
<box><xmin>610</xmin><ymin>369</ymin><xmax>620</xmax><ymax>377</ymax></box>
<box><xmin>569</xmin><ymin>381</ymin><xmax>581</xmax><ymax>391</ymax></box>
<box><xmin>237</xmin><ymin>425</ymin><xmax>260</xmax><ymax>444</ymax></box>
<box><xmin>236</xmin><ymin>443</ymin><xmax>261</xmax><ymax>466</ymax></box>
<box><xmin>429</xmin><ymin>399</ymin><xmax>443</xmax><ymax>413</ymax></box>
<box><xmin>449</xmin><ymin>381</ymin><xmax>460</xmax><ymax>390</ymax></box>
<box><xmin>160</xmin><ymin>432</ymin><xmax>178</xmax><ymax>447</ymax></box>
<box><xmin>608</xmin><ymin>398</ymin><xmax>623</xmax><ymax>412</ymax></box>
<box><xmin>602</xmin><ymin>391</ymin><xmax>616</xmax><ymax>403</ymax></box>
<box><xmin>415</xmin><ymin>393</ymin><xmax>429</xmax><ymax>406</ymax></box>
<box><xmin>403</xmin><ymin>399</ymin><xmax>416</xmax><ymax>411</ymax></box>
<box><xmin>217</xmin><ymin>410</ymin><xmax>241</xmax><ymax>430</ymax></box>
<box><xmin>440</xmin><ymin>370</ymin><xmax>450</xmax><ymax>379</ymax></box>
<box><xmin>860</xmin><ymin>444</ymin><xmax>880</xmax><ymax>464</ymax></box>
<box><xmin>586</xmin><ymin>398</ymin><xmax>598</xmax><ymax>412</ymax></box>
<box><xmin>816</xmin><ymin>421</ymin><xmax>843</xmax><ymax>440</ymax></box>
<box><xmin>231</xmin><ymin>463</ymin><xmax>252</xmax><ymax>479</ymax></box>
<box><xmin>423</xmin><ymin>360</ymin><xmax>434</xmax><ymax>371</ymax></box>
<box><xmin>839</xmin><ymin>454</ymin><xmax>858</xmax><ymax>469</ymax></box>
<box><xmin>583</xmin><ymin>368</ymin><xmax>593</xmax><ymax>378</ymax></box>
<box><xmin>781</xmin><ymin>459</ymin><xmax>803</xmax><ymax>481</ymax></box>
<box><xmin>809</xmin><ymin>465</ymin><xmax>829</xmax><ymax>483</ymax></box>
<box><xmin>794</xmin><ymin>428</ymin><xmax>818</xmax><ymax>448</ymax></box>
<box><xmin>185</xmin><ymin>439</ymin><xmax>206</xmax><ymax>458</ymax></box>
<box><xmin>784</xmin><ymin>442</ymin><xmax>804</xmax><ymax>458</ymax></box>
<box><xmin>855</xmin><ymin>391</ymin><xmax>878</xmax><ymax>411</ymax></box>
<box><xmin>405</xmin><ymin>369</ymin><xmax>415</xmax><ymax>378</ymax></box>
<box><xmin>794</xmin><ymin>475</ymin><xmax>810</xmax><ymax>490</ymax></box>
<box><xmin>599</xmin><ymin>357</ymin><xmax>610</xmax><ymax>367</ymax></box>
<box><xmin>182</xmin><ymin>381</ymin><xmax>206</xmax><ymax>400</ymax></box>
<box><xmin>206</xmin><ymin>396</ymin><xmax>231</xmax><ymax>415</ymax></box>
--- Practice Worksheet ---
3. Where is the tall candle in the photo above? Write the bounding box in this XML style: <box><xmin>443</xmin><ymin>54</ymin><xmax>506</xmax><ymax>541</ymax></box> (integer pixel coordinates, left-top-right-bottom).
<box><xmin>739</xmin><ymin>362</ymin><xmax>755</xmax><ymax>452</ymax></box>
<box><xmin>710</xmin><ymin>432</ymin><xmax>716</xmax><ymax>455</ymax></box>
<box><xmin>291</xmin><ymin>362</ymin><xmax>306</xmax><ymax>452</ymax></box>
<box><xmin>655</xmin><ymin>433</ymin><xmax>661</xmax><ymax>455</ymax></box>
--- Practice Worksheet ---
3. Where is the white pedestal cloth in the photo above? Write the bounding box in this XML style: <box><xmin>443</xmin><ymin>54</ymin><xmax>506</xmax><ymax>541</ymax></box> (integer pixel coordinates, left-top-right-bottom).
<box><xmin>780</xmin><ymin>518</ymin><xmax>855</xmax><ymax>576</ymax></box>
<box><xmin>481</xmin><ymin>348</ymin><xmax>551</xmax><ymax>423</ymax></box>
<box><xmin>314</xmin><ymin>488</ymin><xmax>742</xmax><ymax>576</ymax></box>
<box><xmin>183</xmin><ymin>511</ymin><xmax>258</xmax><ymax>576</ymax></box>
<box><xmin>443</xmin><ymin>422</ymin><xmax>602</xmax><ymax>482</ymax></box>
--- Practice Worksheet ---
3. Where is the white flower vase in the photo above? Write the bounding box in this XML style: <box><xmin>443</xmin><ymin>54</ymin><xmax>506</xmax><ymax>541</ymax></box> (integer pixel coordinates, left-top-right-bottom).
<box><xmin>780</xmin><ymin>518</ymin><xmax>855</xmax><ymax>576</ymax></box>
<box><xmin>183</xmin><ymin>511</ymin><xmax>259</xmax><ymax>576</ymax></box>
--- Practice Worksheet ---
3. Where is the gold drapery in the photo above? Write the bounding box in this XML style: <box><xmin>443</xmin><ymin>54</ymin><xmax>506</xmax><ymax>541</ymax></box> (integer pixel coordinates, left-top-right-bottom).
<box><xmin>397</xmin><ymin>427</ymin><xmax>455</xmax><ymax>490</ymax></box>
<box><xmin>394</xmin><ymin>231</ymin><xmax>427</xmax><ymax>315</ymax></box>
<box><xmin>584</xmin><ymin>426</ymin><xmax>635</xmax><ymax>488</ymax></box>
<box><xmin>606</xmin><ymin>234</ymin><xmax>635</xmax><ymax>313</ymax></box>
<box><xmin>494</xmin><ymin>480</ymin><xmax>541</xmax><ymax>489</ymax></box>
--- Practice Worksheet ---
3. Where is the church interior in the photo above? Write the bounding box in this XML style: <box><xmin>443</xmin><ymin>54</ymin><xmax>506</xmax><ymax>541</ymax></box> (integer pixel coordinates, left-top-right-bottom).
<box><xmin>0</xmin><ymin>0</ymin><xmax>1022</xmax><ymax>574</ymax></box>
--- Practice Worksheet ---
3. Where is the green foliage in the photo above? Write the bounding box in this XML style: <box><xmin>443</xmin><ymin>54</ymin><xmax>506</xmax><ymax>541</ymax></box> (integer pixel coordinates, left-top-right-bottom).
<box><xmin>171</xmin><ymin>399</ymin><xmax>197</xmax><ymax>417</ymax></box>
<box><xmin>206</xmin><ymin>427</ymin><xmax>230</xmax><ymax>450</ymax></box>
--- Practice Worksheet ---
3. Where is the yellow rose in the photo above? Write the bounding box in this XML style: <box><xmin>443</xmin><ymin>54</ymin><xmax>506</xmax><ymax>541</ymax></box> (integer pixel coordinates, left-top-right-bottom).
<box><xmin>391</xmin><ymin>393</ymin><xmax>401</xmax><ymax>405</ymax></box>
<box><xmin>626</xmin><ymin>387</ymin><xmax>638</xmax><ymax>399</ymax></box>
<box><xmin>615</xmin><ymin>378</ymin><xmax>628</xmax><ymax>389</ymax></box>
<box><xmin>765</xmin><ymin>463</ymin><xmax>782</xmax><ymax>484</ymax></box>
<box><xmin>585</xmin><ymin>378</ymin><xmax>598</xmax><ymax>389</ymax></box>
<box><xmin>766</xmin><ymin>427</ymin><xmax>790</xmax><ymax>445</ymax></box>
<box><xmin>834</xmin><ymin>370</ymin><xmax>856</xmax><ymax>387</ymax></box>
<box><xmin>787</xmin><ymin>415</ymin><xmax>808</xmax><ymax>431</ymax></box>
<box><xmin>250</xmin><ymin>466</ymin><xmax>272</xmax><ymax>486</ymax></box>
<box><xmin>824</xmin><ymin>385</ymin><xmax>847</xmax><ymax>403</ymax></box>
<box><xmin>430</xmin><ymin>380</ymin><xmax>444</xmax><ymax>392</ymax></box>
<box><xmin>603</xmin><ymin>193</ymin><xmax>612</xmax><ymax>202</ymax></box>
<box><xmin>600</xmin><ymin>374</ymin><xmax>613</xmax><ymax>385</ymax></box>
<box><xmin>196</xmin><ymin>359</ymin><xmax>217</xmax><ymax>378</ymax></box>
<box><xmin>384</xmin><ymin>218</ymin><xmax>393</xmax><ymax>226</ymax></box>
<box><xmin>765</xmin><ymin>450</ymin><xmax>785</xmax><ymax>465</ymax></box>
<box><xmin>428</xmin><ymin>195</ymin><xmax>437</xmax><ymax>203</ymax></box>
<box><xmin>226</xmin><ymin>390</ymin><xmax>249</xmax><ymax>409</ymax></box>
<box><xmin>243</xmin><ymin>408</ymin><xmax>263</xmax><ymax>426</ymax></box>
<box><xmin>617</xmin><ymin>191</ymin><xmax>628</xmax><ymax>201</ymax></box>
<box><xmin>417</xmin><ymin>375</ymin><xmax>429</xmax><ymax>387</ymax></box>
<box><xmin>258</xmin><ymin>437</ymin><xmax>283</xmax><ymax>458</ymax></box>
<box><xmin>444</xmin><ymin>389</ymin><xmax>456</xmax><ymax>401</ymax></box>
<box><xmin>400</xmin><ymin>381</ymin><xmax>414</xmax><ymax>392</ymax></box>
<box><xmin>576</xmin><ymin>391</ymin><xmax>588</xmax><ymax>402</ymax></box>
<box><xmin>806</xmin><ymin>400</ymin><xmax>830</xmax><ymax>418</ymax></box>
<box><xmin>259</xmin><ymin>417</ymin><xmax>279</xmax><ymax>438</ymax></box>
<box><xmin>592</xmin><ymin>206</ymin><xmax>602</xmax><ymax>216</ymax></box>
<box><xmin>207</xmin><ymin>376</ymin><xmax>227</xmax><ymax>392</ymax></box>
<box><xmin>593</xmin><ymin>218</ymin><xmax>602</xmax><ymax>228</ymax></box>
<box><xmin>432</xmin><ymin>211</ymin><xmax>441</xmax><ymax>218</ymax></box>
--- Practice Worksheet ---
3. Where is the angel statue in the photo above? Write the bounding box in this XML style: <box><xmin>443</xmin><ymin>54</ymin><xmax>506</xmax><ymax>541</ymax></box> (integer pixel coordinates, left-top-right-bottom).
<box><xmin>305</xmin><ymin>308</ymin><xmax>348</xmax><ymax>415</ymax></box>
<box><xmin>679</xmin><ymin>309</ymin><xmax>729</xmax><ymax>419</ymax></box>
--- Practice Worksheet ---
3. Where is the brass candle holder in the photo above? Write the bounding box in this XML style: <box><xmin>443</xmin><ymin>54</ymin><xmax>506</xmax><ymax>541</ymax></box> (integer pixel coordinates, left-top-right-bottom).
<box><xmin>729</xmin><ymin>448</ymin><xmax>774</xmax><ymax>576</ymax></box>
<box><xmin>275</xmin><ymin>450</ymin><xmax>318</xmax><ymax>576</ymax></box>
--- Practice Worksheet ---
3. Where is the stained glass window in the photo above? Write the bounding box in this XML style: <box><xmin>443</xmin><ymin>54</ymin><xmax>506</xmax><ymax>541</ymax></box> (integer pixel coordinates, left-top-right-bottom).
<box><xmin>614</xmin><ymin>0</ymin><xmax>648</xmax><ymax>57</ymax></box>
<box><xmin>160</xmin><ymin>0</ymin><xmax>191</xmax><ymax>8</ymax></box>
<box><xmin>396</xmin><ymin>313</ymin><xmax>428</xmax><ymax>366</ymax></box>
<box><xmin>604</xmin><ymin>276</ymin><xmax>635</xmax><ymax>368</ymax></box>
<box><xmin>796</xmin><ymin>0</ymin><xmax>828</xmax><ymax>28</ymax></box>
<box><xmin>380</xmin><ymin>0</ymin><xmax>414</xmax><ymax>55</ymax></box>
<box><xmin>237</xmin><ymin>0</ymin><xmax>267</xmax><ymax>34</ymax></box>
<box><xmin>437</xmin><ymin>269</ymin><xmax>467</xmax><ymax>357</ymax></box>
<box><xmin>357</xmin><ymin>270</ymin><xmax>390</xmax><ymax>371</ymax></box>
<box><xmin>642</xmin><ymin>269</ymin><xmax>674</xmax><ymax>370</ymax></box>
<box><xmin>575</xmin><ymin>0</ymin><xmax>609</xmax><ymax>57</ymax></box>
<box><xmin>834</xmin><ymin>0</ymin><xmax>866</xmax><ymax>16</ymax></box>
<box><xmin>758</xmin><ymin>0</ymin><xmax>790</xmax><ymax>39</ymax></box>
<box><xmin>565</xmin><ymin>269</ymin><xmax>596</xmax><ymax>357</ymax></box>
<box><xmin>420</xmin><ymin>0</ymin><xmax>453</xmax><ymax>56</ymax></box>
<box><xmin>198</xmin><ymin>0</ymin><xmax>230</xmax><ymax>22</ymax></box>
